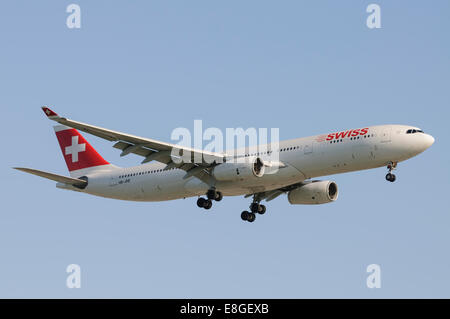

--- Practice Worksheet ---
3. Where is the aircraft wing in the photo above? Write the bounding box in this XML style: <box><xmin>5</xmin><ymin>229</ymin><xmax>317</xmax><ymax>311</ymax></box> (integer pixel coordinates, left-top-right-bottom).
<box><xmin>245</xmin><ymin>181</ymin><xmax>307</xmax><ymax>202</ymax></box>
<box><xmin>41</xmin><ymin>107</ymin><xmax>224</xmax><ymax>177</ymax></box>
<box><xmin>14</xmin><ymin>167</ymin><xmax>87</xmax><ymax>188</ymax></box>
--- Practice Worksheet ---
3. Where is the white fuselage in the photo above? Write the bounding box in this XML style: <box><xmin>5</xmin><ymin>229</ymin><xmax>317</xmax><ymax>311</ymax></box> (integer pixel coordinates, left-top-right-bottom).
<box><xmin>67</xmin><ymin>124</ymin><xmax>434</xmax><ymax>202</ymax></box>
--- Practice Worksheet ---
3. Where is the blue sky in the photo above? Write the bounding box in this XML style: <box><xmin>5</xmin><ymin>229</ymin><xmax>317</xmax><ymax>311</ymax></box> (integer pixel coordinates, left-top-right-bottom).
<box><xmin>1</xmin><ymin>1</ymin><xmax>449</xmax><ymax>298</ymax></box>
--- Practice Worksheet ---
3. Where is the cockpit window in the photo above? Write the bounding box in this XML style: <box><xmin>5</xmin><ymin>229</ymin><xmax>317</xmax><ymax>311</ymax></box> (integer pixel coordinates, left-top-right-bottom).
<box><xmin>406</xmin><ymin>129</ymin><xmax>424</xmax><ymax>134</ymax></box>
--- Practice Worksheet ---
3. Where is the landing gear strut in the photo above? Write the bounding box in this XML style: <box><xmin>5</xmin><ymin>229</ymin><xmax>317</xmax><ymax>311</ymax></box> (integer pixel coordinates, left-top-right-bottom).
<box><xmin>241</xmin><ymin>196</ymin><xmax>267</xmax><ymax>223</ymax></box>
<box><xmin>197</xmin><ymin>189</ymin><xmax>223</xmax><ymax>210</ymax></box>
<box><xmin>385</xmin><ymin>161</ymin><xmax>397</xmax><ymax>182</ymax></box>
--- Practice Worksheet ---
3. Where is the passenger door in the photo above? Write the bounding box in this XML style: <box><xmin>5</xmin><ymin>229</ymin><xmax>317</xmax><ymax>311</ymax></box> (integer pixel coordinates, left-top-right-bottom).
<box><xmin>381</xmin><ymin>126</ymin><xmax>392</xmax><ymax>143</ymax></box>
<box><xmin>304</xmin><ymin>141</ymin><xmax>313</xmax><ymax>154</ymax></box>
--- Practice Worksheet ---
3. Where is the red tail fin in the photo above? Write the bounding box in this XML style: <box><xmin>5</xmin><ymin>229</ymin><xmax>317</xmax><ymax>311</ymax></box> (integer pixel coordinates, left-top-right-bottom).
<box><xmin>54</xmin><ymin>125</ymin><xmax>110</xmax><ymax>173</ymax></box>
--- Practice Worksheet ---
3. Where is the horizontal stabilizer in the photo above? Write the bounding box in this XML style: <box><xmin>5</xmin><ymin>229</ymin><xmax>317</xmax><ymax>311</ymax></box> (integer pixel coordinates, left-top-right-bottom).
<box><xmin>13</xmin><ymin>167</ymin><xmax>87</xmax><ymax>188</ymax></box>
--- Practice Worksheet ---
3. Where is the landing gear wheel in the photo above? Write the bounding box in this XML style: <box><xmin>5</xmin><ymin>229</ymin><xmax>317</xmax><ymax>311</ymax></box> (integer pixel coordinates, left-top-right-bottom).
<box><xmin>247</xmin><ymin>213</ymin><xmax>256</xmax><ymax>223</ymax></box>
<box><xmin>214</xmin><ymin>191</ymin><xmax>223</xmax><ymax>202</ymax></box>
<box><xmin>385</xmin><ymin>162</ymin><xmax>398</xmax><ymax>182</ymax></box>
<box><xmin>258</xmin><ymin>204</ymin><xmax>266</xmax><ymax>215</ymax></box>
<box><xmin>206</xmin><ymin>189</ymin><xmax>216</xmax><ymax>200</ymax></box>
<box><xmin>197</xmin><ymin>197</ymin><xmax>206</xmax><ymax>208</ymax></box>
<box><xmin>203</xmin><ymin>199</ymin><xmax>213</xmax><ymax>209</ymax></box>
<box><xmin>385</xmin><ymin>173</ymin><xmax>396</xmax><ymax>182</ymax></box>
<box><xmin>241</xmin><ymin>211</ymin><xmax>250</xmax><ymax>221</ymax></box>
<box><xmin>250</xmin><ymin>202</ymin><xmax>259</xmax><ymax>213</ymax></box>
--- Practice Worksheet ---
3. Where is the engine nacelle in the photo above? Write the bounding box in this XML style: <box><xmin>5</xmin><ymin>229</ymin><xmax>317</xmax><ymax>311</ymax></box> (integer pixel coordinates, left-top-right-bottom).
<box><xmin>212</xmin><ymin>157</ymin><xmax>265</xmax><ymax>181</ymax></box>
<box><xmin>288</xmin><ymin>181</ymin><xmax>338</xmax><ymax>205</ymax></box>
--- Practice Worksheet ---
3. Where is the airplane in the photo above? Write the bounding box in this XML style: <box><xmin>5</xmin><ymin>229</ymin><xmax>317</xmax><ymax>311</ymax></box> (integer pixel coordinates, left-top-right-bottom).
<box><xmin>14</xmin><ymin>107</ymin><xmax>435</xmax><ymax>223</ymax></box>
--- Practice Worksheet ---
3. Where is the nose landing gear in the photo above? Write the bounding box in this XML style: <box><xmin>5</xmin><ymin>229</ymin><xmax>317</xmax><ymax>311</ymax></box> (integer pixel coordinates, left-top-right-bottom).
<box><xmin>385</xmin><ymin>162</ymin><xmax>397</xmax><ymax>182</ymax></box>
<box><xmin>386</xmin><ymin>173</ymin><xmax>396</xmax><ymax>182</ymax></box>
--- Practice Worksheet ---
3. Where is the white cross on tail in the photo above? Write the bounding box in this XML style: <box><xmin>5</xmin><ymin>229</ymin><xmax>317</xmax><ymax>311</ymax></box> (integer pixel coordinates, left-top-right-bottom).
<box><xmin>65</xmin><ymin>136</ymin><xmax>86</xmax><ymax>163</ymax></box>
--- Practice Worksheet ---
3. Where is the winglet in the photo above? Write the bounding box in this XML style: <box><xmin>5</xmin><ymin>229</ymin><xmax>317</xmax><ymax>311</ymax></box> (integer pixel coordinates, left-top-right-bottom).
<box><xmin>41</xmin><ymin>106</ymin><xmax>59</xmax><ymax>119</ymax></box>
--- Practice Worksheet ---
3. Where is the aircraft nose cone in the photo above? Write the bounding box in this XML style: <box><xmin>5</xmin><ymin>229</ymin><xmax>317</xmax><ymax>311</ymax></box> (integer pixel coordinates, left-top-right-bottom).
<box><xmin>424</xmin><ymin>134</ymin><xmax>435</xmax><ymax>149</ymax></box>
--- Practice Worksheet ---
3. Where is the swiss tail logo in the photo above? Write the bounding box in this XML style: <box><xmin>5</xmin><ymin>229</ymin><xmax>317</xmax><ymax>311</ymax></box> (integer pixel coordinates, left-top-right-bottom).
<box><xmin>54</xmin><ymin>125</ymin><xmax>109</xmax><ymax>172</ymax></box>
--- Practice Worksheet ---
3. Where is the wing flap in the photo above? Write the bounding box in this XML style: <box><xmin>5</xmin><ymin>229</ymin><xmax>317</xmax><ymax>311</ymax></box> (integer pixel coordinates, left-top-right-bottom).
<box><xmin>113</xmin><ymin>141</ymin><xmax>155</xmax><ymax>158</ymax></box>
<box><xmin>244</xmin><ymin>181</ymin><xmax>309</xmax><ymax>202</ymax></box>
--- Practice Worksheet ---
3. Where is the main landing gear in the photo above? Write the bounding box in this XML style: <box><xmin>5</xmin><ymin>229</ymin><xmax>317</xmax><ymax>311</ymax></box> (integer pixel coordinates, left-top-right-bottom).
<box><xmin>196</xmin><ymin>189</ymin><xmax>223</xmax><ymax>210</ymax></box>
<box><xmin>385</xmin><ymin>161</ymin><xmax>397</xmax><ymax>182</ymax></box>
<box><xmin>241</xmin><ymin>200</ymin><xmax>266</xmax><ymax>223</ymax></box>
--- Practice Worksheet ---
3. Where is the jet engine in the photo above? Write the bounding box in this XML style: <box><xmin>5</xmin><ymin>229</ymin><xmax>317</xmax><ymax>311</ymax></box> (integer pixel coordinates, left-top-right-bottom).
<box><xmin>212</xmin><ymin>157</ymin><xmax>265</xmax><ymax>182</ymax></box>
<box><xmin>288</xmin><ymin>181</ymin><xmax>338</xmax><ymax>205</ymax></box>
